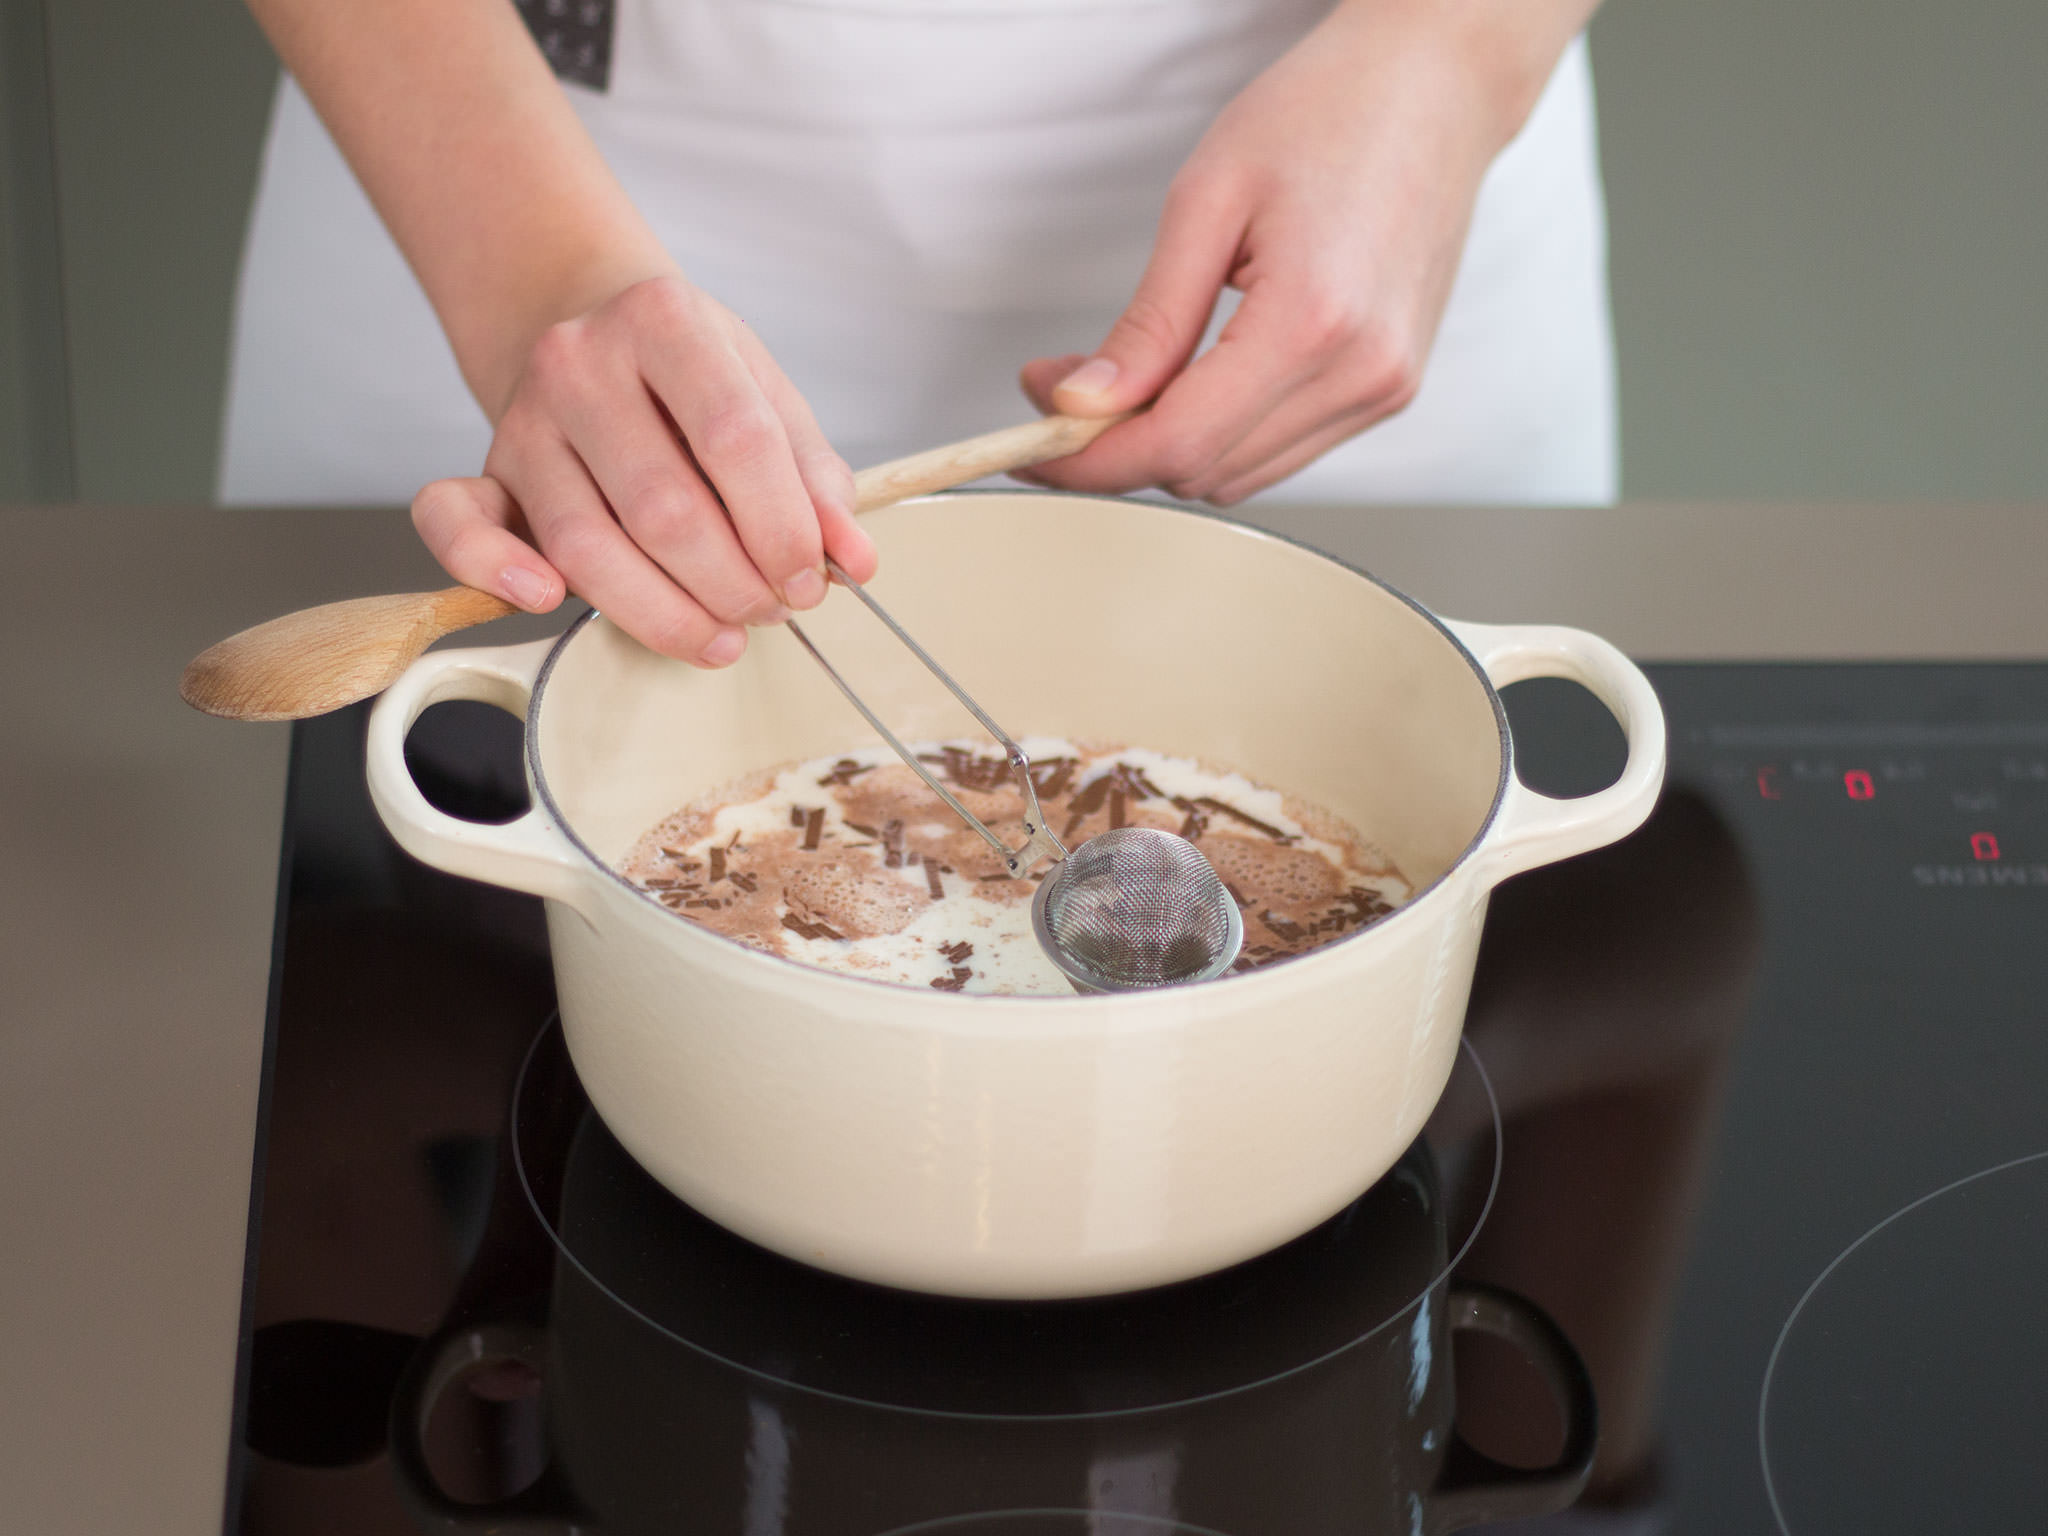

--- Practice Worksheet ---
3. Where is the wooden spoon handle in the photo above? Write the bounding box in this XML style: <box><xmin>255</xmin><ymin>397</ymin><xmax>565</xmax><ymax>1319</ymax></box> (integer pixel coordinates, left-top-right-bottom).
<box><xmin>851</xmin><ymin>412</ymin><xmax>1128</xmax><ymax>513</ymax></box>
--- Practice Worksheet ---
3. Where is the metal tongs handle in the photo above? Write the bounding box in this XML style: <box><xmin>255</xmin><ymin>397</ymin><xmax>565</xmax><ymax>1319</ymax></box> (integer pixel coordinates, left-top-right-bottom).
<box><xmin>786</xmin><ymin>561</ymin><xmax>1068</xmax><ymax>879</ymax></box>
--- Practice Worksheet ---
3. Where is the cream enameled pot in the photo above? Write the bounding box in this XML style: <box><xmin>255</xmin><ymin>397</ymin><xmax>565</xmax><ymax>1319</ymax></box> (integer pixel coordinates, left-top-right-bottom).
<box><xmin>366</xmin><ymin>493</ymin><xmax>1664</xmax><ymax>1298</ymax></box>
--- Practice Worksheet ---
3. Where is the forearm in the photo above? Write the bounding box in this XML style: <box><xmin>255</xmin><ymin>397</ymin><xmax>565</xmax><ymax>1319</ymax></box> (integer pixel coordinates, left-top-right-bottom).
<box><xmin>246</xmin><ymin>0</ymin><xmax>675</xmax><ymax>417</ymax></box>
<box><xmin>1329</xmin><ymin>0</ymin><xmax>1603</xmax><ymax>156</ymax></box>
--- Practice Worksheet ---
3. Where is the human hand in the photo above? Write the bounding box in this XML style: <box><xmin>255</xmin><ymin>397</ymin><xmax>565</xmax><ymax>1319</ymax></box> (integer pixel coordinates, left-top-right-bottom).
<box><xmin>1016</xmin><ymin>1</ymin><xmax>1536</xmax><ymax>505</ymax></box>
<box><xmin>410</xmin><ymin>276</ymin><xmax>877</xmax><ymax>666</ymax></box>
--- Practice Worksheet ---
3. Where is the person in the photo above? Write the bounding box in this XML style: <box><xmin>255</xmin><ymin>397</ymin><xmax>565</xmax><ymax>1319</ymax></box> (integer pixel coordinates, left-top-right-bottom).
<box><xmin>220</xmin><ymin>0</ymin><xmax>1615</xmax><ymax>668</ymax></box>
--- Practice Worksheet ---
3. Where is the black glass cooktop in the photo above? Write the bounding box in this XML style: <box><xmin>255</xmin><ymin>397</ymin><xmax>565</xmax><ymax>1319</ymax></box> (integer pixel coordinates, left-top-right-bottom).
<box><xmin>224</xmin><ymin>663</ymin><xmax>2048</xmax><ymax>1535</ymax></box>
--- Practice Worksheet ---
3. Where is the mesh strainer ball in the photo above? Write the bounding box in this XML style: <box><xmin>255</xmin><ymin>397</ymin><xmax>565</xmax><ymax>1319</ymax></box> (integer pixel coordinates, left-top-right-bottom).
<box><xmin>1030</xmin><ymin>827</ymin><xmax>1245</xmax><ymax>992</ymax></box>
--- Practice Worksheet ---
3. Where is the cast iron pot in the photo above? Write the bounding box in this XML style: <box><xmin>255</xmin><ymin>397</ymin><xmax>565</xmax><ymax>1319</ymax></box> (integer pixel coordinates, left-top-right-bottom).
<box><xmin>367</xmin><ymin>492</ymin><xmax>1663</xmax><ymax>1297</ymax></box>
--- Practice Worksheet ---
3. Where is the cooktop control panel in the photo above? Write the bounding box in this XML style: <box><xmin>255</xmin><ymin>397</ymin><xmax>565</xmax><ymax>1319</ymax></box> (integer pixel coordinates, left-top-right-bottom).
<box><xmin>1695</xmin><ymin>721</ymin><xmax>2048</xmax><ymax>886</ymax></box>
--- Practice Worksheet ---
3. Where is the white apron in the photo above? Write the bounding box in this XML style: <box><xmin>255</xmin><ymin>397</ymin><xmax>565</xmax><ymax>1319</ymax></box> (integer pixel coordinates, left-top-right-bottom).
<box><xmin>218</xmin><ymin>0</ymin><xmax>1615</xmax><ymax>507</ymax></box>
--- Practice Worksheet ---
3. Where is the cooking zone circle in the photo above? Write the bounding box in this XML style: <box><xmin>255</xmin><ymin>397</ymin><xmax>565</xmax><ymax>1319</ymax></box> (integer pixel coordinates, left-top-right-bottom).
<box><xmin>1760</xmin><ymin>1149</ymin><xmax>2048</xmax><ymax>1534</ymax></box>
<box><xmin>511</xmin><ymin>1017</ymin><xmax>1503</xmax><ymax>1419</ymax></box>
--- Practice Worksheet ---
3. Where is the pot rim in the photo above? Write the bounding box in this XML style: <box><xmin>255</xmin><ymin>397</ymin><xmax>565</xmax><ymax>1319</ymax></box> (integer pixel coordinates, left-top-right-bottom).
<box><xmin>522</xmin><ymin>489</ymin><xmax>1513</xmax><ymax>1005</ymax></box>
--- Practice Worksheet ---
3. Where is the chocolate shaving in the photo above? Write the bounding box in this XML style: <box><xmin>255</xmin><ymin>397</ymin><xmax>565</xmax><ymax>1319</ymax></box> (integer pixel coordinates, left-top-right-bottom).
<box><xmin>780</xmin><ymin>909</ymin><xmax>844</xmax><ymax>942</ymax></box>
<box><xmin>845</xmin><ymin>821</ymin><xmax>879</xmax><ymax>838</ymax></box>
<box><xmin>923</xmin><ymin>746</ymin><xmax>1014</xmax><ymax>795</ymax></box>
<box><xmin>817</xmin><ymin>758</ymin><xmax>873</xmax><ymax>787</ymax></box>
<box><xmin>790</xmin><ymin>805</ymin><xmax>807</xmax><ymax>828</ymax></box>
<box><xmin>640</xmin><ymin>877</ymin><xmax>678</xmax><ymax>889</ymax></box>
<box><xmin>659</xmin><ymin>846</ymin><xmax>697</xmax><ymax>864</ymax></box>
<box><xmin>1261</xmin><ymin>911</ymin><xmax>1305</xmax><ymax>943</ymax></box>
<box><xmin>928</xmin><ymin>957</ymin><xmax>975</xmax><ymax>992</ymax></box>
<box><xmin>1030</xmin><ymin>757</ymin><xmax>1077</xmax><ymax>799</ymax></box>
<box><xmin>1067</xmin><ymin>773</ymin><xmax>1113</xmax><ymax>820</ymax></box>
<box><xmin>1195</xmin><ymin>796</ymin><xmax>1293</xmax><ymax>842</ymax></box>
<box><xmin>803</xmin><ymin>807</ymin><xmax>824</xmax><ymax>851</ymax></box>
<box><xmin>1126</xmin><ymin>765</ymin><xmax>1167</xmax><ymax>801</ymax></box>
<box><xmin>730</xmin><ymin>871</ymin><xmax>759</xmax><ymax>894</ymax></box>
<box><xmin>1095</xmin><ymin>761</ymin><xmax>1161</xmax><ymax>804</ymax></box>
<box><xmin>882</xmin><ymin>818</ymin><xmax>905</xmax><ymax>869</ymax></box>
<box><xmin>925</xmin><ymin>860</ymin><xmax>945</xmax><ymax>900</ymax></box>
<box><xmin>1177</xmin><ymin>807</ymin><xmax>1209</xmax><ymax>841</ymax></box>
<box><xmin>708</xmin><ymin>846</ymin><xmax>726</xmax><ymax>883</ymax></box>
<box><xmin>1345</xmin><ymin>885</ymin><xmax>1393</xmax><ymax>920</ymax></box>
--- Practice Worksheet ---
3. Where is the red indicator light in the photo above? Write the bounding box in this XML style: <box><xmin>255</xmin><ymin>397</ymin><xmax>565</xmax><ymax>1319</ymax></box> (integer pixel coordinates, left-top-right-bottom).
<box><xmin>1757</xmin><ymin>766</ymin><xmax>1783</xmax><ymax>800</ymax></box>
<box><xmin>1972</xmin><ymin>832</ymin><xmax>2001</xmax><ymax>861</ymax></box>
<box><xmin>1844</xmin><ymin>770</ymin><xmax>1875</xmax><ymax>800</ymax></box>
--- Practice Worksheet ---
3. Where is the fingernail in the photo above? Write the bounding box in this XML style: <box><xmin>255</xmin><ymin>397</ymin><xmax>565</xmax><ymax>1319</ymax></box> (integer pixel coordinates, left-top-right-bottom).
<box><xmin>1057</xmin><ymin>356</ymin><xmax>1119</xmax><ymax>398</ymax></box>
<box><xmin>783</xmin><ymin>567</ymin><xmax>827</xmax><ymax>609</ymax></box>
<box><xmin>701</xmin><ymin>628</ymin><xmax>746</xmax><ymax>667</ymax></box>
<box><xmin>500</xmin><ymin>566</ymin><xmax>552</xmax><ymax>610</ymax></box>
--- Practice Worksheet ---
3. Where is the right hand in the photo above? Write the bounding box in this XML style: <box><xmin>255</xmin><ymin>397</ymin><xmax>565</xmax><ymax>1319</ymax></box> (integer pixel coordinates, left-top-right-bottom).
<box><xmin>410</xmin><ymin>276</ymin><xmax>878</xmax><ymax>667</ymax></box>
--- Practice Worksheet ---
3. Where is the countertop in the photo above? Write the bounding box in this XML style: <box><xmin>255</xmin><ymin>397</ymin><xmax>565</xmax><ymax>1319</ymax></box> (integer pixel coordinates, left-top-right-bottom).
<box><xmin>5</xmin><ymin>499</ymin><xmax>2046</xmax><ymax>1535</ymax></box>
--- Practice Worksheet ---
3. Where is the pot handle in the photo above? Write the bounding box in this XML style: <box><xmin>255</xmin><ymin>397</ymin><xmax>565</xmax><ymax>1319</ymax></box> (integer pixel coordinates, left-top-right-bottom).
<box><xmin>1442</xmin><ymin>620</ymin><xmax>1666</xmax><ymax>883</ymax></box>
<box><xmin>388</xmin><ymin>1322</ymin><xmax>584</xmax><ymax>1533</ymax></box>
<box><xmin>364</xmin><ymin>639</ymin><xmax>592</xmax><ymax>913</ymax></box>
<box><xmin>1425</xmin><ymin>1282</ymin><xmax>1600</xmax><ymax>1534</ymax></box>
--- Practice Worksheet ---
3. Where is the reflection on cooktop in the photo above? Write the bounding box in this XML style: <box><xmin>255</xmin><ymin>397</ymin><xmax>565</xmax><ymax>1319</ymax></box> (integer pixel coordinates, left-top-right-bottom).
<box><xmin>378</xmin><ymin>1019</ymin><xmax>1595</xmax><ymax>1535</ymax></box>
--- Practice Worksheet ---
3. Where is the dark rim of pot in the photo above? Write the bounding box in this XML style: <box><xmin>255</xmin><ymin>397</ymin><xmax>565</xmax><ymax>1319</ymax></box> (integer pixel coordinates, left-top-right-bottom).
<box><xmin>522</xmin><ymin>489</ymin><xmax>1514</xmax><ymax>1001</ymax></box>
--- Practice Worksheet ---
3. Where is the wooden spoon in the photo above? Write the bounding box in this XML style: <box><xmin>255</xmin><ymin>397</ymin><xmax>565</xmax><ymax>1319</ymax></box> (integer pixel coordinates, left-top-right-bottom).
<box><xmin>180</xmin><ymin>411</ymin><xmax>1126</xmax><ymax>721</ymax></box>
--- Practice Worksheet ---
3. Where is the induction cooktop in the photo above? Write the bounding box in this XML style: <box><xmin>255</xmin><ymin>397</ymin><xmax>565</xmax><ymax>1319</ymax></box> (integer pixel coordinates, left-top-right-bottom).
<box><xmin>223</xmin><ymin>662</ymin><xmax>2048</xmax><ymax>1535</ymax></box>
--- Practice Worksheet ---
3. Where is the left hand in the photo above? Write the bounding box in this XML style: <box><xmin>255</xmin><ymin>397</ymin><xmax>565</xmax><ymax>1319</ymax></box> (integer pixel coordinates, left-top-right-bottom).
<box><xmin>1016</xmin><ymin>0</ymin><xmax>1541</xmax><ymax>505</ymax></box>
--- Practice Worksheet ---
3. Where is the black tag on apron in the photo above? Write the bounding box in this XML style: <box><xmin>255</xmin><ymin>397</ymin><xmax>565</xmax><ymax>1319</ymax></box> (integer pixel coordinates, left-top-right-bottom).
<box><xmin>517</xmin><ymin>0</ymin><xmax>614</xmax><ymax>92</ymax></box>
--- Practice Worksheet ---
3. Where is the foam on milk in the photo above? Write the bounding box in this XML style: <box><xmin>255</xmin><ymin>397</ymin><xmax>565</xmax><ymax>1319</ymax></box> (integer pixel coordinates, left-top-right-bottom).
<box><xmin>619</xmin><ymin>739</ymin><xmax>1410</xmax><ymax>996</ymax></box>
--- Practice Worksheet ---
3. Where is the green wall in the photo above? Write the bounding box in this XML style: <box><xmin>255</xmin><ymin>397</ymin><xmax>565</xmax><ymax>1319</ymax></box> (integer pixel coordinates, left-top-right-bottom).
<box><xmin>1592</xmin><ymin>0</ymin><xmax>2048</xmax><ymax>499</ymax></box>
